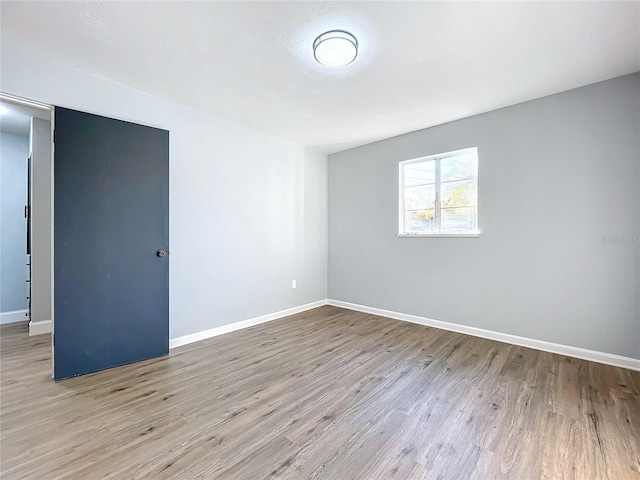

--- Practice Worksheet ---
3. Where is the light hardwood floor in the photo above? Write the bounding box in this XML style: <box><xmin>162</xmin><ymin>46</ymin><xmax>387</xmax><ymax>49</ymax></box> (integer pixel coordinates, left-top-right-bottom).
<box><xmin>1</xmin><ymin>306</ymin><xmax>639</xmax><ymax>479</ymax></box>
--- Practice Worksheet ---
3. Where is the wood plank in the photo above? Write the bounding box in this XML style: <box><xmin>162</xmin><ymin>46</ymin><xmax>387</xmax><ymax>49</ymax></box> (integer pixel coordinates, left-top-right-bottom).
<box><xmin>1</xmin><ymin>306</ymin><xmax>638</xmax><ymax>479</ymax></box>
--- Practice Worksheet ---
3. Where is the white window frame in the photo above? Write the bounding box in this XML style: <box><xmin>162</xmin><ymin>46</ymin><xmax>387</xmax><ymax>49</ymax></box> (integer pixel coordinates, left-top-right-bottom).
<box><xmin>398</xmin><ymin>147</ymin><xmax>480</xmax><ymax>237</ymax></box>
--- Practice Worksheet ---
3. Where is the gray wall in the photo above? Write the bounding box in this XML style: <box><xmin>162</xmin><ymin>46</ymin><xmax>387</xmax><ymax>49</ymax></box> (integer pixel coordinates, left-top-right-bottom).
<box><xmin>0</xmin><ymin>132</ymin><xmax>29</xmax><ymax>313</ymax></box>
<box><xmin>2</xmin><ymin>46</ymin><xmax>328</xmax><ymax>341</ymax></box>
<box><xmin>30</xmin><ymin>118</ymin><xmax>52</xmax><ymax>322</ymax></box>
<box><xmin>329</xmin><ymin>73</ymin><xmax>640</xmax><ymax>359</ymax></box>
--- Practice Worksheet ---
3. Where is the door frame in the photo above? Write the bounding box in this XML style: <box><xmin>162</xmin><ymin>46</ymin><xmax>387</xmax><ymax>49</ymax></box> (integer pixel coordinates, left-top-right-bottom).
<box><xmin>0</xmin><ymin>92</ymin><xmax>55</xmax><ymax>376</ymax></box>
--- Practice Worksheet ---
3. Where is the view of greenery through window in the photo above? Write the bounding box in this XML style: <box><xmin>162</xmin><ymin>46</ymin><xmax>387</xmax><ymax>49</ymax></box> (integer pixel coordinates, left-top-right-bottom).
<box><xmin>400</xmin><ymin>149</ymin><xmax>478</xmax><ymax>234</ymax></box>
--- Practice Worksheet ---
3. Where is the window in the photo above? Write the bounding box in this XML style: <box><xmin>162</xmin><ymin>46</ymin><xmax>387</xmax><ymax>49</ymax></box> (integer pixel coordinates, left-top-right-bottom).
<box><xmin>399</xmin><ymin>148</ymin><xmax>478</xmax><ymax>236</ymax></box>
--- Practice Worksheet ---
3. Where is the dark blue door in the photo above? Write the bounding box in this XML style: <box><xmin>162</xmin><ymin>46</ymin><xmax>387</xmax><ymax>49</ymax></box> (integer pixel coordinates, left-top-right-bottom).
<box><xmin>53</xmin><ymin>107</ymin><xmax>169</xmax><ymax>380</ymax></box>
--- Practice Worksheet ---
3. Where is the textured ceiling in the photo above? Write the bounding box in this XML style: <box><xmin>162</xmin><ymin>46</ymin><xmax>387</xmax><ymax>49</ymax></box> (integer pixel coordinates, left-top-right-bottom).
<box><xmin>1</xmin><ymin>1</ymin><xmax>638</xmax><ymax>153</ymax></box>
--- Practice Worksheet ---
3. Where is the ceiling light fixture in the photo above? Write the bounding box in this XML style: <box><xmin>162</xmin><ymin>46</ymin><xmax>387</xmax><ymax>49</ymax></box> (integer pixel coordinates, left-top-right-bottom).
<box><xmin>313</xmin><ymin>30</ymin><xmax>358</xmax><ymax>68</ymax></box>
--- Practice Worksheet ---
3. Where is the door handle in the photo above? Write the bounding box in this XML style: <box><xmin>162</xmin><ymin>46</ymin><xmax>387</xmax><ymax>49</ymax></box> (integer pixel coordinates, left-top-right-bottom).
<box><xmin>156</xmin><ymin>249</ymin><xmax>167</xmax><ymax>258</ymax></box>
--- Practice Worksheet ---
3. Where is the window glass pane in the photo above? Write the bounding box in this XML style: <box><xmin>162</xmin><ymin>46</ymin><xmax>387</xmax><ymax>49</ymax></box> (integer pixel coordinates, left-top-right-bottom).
<box><xmin>440</xmin><ymin>179</ymin><xmax>477</xmax><ymax>209</ymax></box>
<box><xmin>405</xmin><ymin>210</ymin><xmax>435</xmax><ymax>233</ymax></box>
<box><xmin>441</xmin><ymin>152</ymin><xmax>477</xmax><ymax>182</ymax></box>
<box><xmin>404</xmin><ymin>160</ymin><xmax>435</xmax><ymax>186</ymax></box>
<box><xmin>405</xmin><ymin>184</ymin><xmax>436</xmax><ymax>210</ymax></box>
<box><xmin>441</xmin><ymin>207</ymin><xmax>477</xmax><ymax>232</ymax></box>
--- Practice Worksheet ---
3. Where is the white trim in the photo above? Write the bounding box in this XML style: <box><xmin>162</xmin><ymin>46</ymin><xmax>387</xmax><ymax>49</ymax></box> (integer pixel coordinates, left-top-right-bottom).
<box><xmin>0</xmin><ymin>92</ymin><xmax>53</xmax><ymax>112</ymax></box>
<box><xmin>0</xmin><ymin>310</ymin><xmax>29</xmax><ymax>325</ymax></box>
<box><xmin>169</xmin><ymin>300</ymin><xmax>328</xmax><ymax>349</ymax></box>
<box><xmin>327</xmin><ymin>299</ymin><xmax>640</xmax><ymax>372</ymax></box>
<box><xmin>397</xmin><ymin>233</ymin><xmax>480</xmax><ymax>238</ymax></box>
<box><xmin>29</xmin><ymin>319</ymin><xmax>52</xmax><ymax>336</ymax></box>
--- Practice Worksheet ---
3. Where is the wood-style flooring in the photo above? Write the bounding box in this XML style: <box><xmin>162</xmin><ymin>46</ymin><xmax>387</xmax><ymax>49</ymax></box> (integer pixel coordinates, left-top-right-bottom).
<box><xmin>1</xmin><ymin>306</ymin><xmax>639</xmax><ymax>479</ymax></box>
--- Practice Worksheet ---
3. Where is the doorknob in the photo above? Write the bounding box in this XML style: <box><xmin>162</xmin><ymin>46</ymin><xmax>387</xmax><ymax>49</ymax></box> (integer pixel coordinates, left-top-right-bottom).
<box><xmin>156</xmin><ymin>249</ymin><xmax>167</xmax><ymax>258</ymax></box>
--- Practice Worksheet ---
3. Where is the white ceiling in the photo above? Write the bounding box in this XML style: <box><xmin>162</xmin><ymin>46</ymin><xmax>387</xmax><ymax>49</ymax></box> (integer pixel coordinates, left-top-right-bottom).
<box><xmin>1</xmin><ymin>1</ymin><xmax>638</xmax><ymax>154</ymax></box>
<box><xmin>0</xmin><ymin>102</ymin><xmax>32</xmax><ymax>137</ymax></box>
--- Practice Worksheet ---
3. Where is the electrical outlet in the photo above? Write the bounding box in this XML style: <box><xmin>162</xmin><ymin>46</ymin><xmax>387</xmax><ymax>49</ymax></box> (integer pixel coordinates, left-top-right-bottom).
<box><xmin>291</xmin><ymin>280</ymin><xmax>297</xmax><ymax>289</ymax></box>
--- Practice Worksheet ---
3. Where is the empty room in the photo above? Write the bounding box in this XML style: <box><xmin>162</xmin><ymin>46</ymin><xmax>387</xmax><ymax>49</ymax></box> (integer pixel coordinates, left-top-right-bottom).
<box><xmin>0</xmin><ymin>1</ymin><xmax>638</xmax><ymax>479</ymax></box>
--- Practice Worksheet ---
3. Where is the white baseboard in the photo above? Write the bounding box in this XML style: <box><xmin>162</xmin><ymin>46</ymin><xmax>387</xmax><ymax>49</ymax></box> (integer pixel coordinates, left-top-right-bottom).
<box><xmin>169</xmin><ymin>300</ymin><xmax>328</xmax><ymax>349</ymax></box>
<box><xmin>327</xmin><ymin>299</ymin><xmax>640</xmax><ymax>372</ymax></box>
<box><xmin>1</xmin><ymin>309</ymin><xmax>29</xmax><ymax>325</ymax></box>
<box><xmin>29</xmin><ymin>319</ymin><xmax>52</xmax><ymax>336</ymax></box>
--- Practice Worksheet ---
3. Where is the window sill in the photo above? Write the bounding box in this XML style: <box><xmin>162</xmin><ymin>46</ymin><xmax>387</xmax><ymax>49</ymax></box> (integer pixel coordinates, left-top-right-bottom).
<box><xmin>397</xmin><ymin>233</ymin><xmax>480</xmax><ymax>238</ymax></box>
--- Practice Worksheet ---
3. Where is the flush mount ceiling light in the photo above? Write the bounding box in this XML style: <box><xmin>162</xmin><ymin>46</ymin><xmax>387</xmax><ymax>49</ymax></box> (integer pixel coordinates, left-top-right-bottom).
<box><xmin>313</xmin><ymin>30</ymin><xmax>358</xmax><ymax>68</ymax></box>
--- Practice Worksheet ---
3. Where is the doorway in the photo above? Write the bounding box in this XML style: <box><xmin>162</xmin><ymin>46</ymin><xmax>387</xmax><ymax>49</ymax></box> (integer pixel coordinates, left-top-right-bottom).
<box><xmin>0</xmin><ymin>95</ymin><xmax>53</xmax><ymax>339</ymax></box>
<box><xmin>0</xmin><ymin>94</ymin><xmax>170</xmax><ymax>380</ymax></box>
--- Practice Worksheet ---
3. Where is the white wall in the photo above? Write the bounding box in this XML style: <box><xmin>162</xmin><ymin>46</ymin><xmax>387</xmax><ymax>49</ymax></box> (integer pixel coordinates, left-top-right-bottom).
<box><xmin>0</xmin><ymin>132</ymin><xmax>30</xmax><ymax>315</ymax></box>
<box><xmin>0</xmin><ymin>46</ymin><xmax>328</xmax><ymax>340</ymax></box>
<box><xmin>29</xmin><ymin>117</ymin><xmax>52</xmax><ymax>323</ymax></box>
<box><xmin>329</xmin><ymin>73</ymin><xmax>640</xmax><ymax>360</ymax></box>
